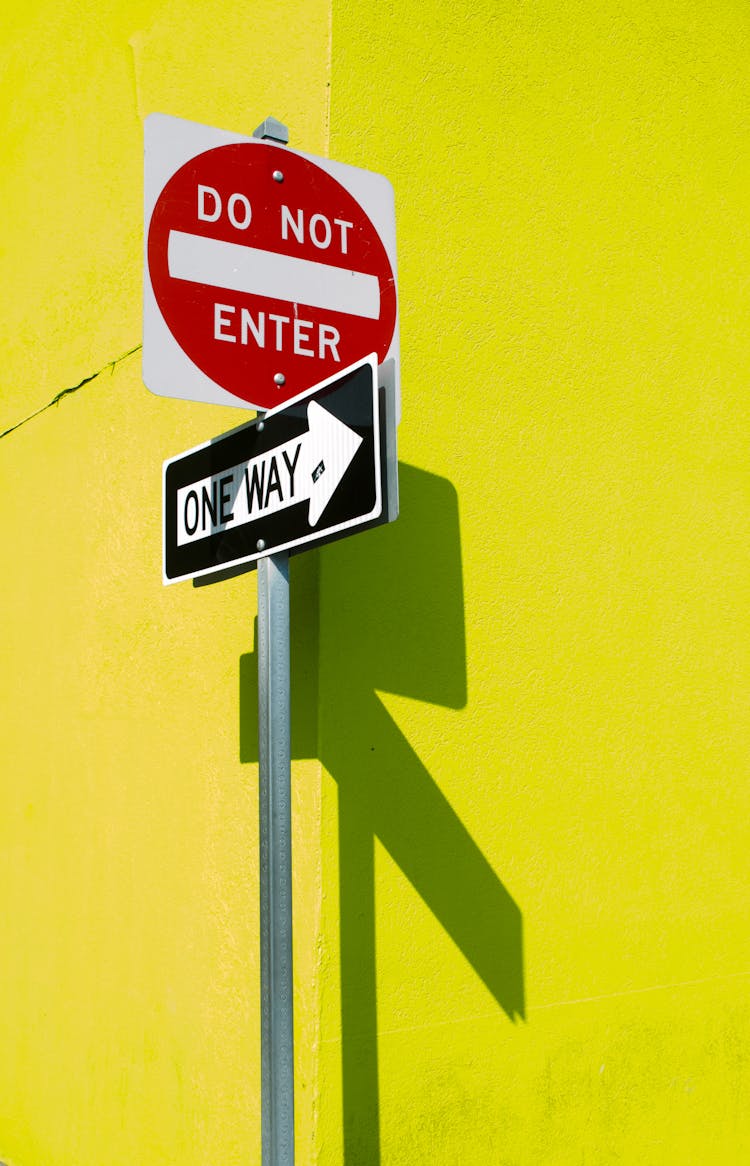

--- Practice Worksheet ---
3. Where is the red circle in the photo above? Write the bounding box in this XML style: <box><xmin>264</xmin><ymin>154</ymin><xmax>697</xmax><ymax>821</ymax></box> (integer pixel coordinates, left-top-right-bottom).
<box><xmin>148</xmin><ymin>143</ymin><xmax>397</xmax><ymax>410</ymax></box>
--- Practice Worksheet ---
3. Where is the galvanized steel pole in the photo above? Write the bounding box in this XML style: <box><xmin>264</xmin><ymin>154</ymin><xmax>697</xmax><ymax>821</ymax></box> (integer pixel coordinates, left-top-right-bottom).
<box><xmin>254</xmin><ymin>116</ymin><xmax>294</xmax><ymax>1166</ymax></box>
<box><xmin>257</xmin><ymin>549</ymin><xmax>294</xmax><ymax>1166</ymax></box>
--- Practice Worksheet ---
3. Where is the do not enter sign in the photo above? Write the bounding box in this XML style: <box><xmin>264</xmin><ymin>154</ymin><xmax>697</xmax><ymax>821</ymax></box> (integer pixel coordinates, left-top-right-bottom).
<box><xmin>143</xmin><ymin>114</ymin><xmax>399</xmax><ymax>413</ymax></box>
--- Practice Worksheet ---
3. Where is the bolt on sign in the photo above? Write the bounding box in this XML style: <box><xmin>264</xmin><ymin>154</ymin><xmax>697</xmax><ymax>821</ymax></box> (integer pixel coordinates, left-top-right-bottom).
<box><xmin>143</xmin><ymin>113</ymin><xmax>399</xmax><ymax>414</ymax></box>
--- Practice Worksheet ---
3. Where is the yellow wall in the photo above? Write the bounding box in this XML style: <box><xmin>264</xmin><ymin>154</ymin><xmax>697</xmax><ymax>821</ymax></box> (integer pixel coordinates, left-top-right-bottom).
<box><xmin>1</xmin><ymin>2</ymin><xmax>329</xmax><ymax>1163</ymax></box>
<box><xmin>2</xmin><ymin>2</ymin><xmax>750</xmax><ymax>1164</ymax></box>
<box><xmin>319</xmin><ymin>2</ymin><xmax>750</xmax><ymax>1162</ymax></box>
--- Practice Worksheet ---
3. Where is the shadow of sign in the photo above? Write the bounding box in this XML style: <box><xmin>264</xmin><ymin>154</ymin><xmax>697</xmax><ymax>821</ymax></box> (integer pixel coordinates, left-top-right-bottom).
<box><xmin>240</xmin><ymin>462</ymin><xmax>524</xmax><ymax>1163</ymax></box>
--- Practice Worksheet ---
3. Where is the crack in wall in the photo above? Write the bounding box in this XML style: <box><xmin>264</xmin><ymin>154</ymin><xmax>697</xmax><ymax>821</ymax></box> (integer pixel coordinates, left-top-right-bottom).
<box><xmin>0</xmin><ymin>344</ymin><xmax>142</xmax><ymax>441</ymax></box>
<box><xmin>127</xmin><ymin>33</ymin><xmax>145</xmax><ymax>124</ymax></box>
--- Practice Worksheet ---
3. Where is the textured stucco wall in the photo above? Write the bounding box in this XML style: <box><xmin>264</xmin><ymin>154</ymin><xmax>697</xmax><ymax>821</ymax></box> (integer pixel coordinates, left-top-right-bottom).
<box><xmin>0</xmin><ymin>3</ymin><xmax>329</xmax><ymax>1163</ymax></box>
<box><xmin>2</xmin><ymin>2</ymin><xmax>750</xmax><ymax>1164</ymax></box>
<box><xmin>317</xmin><ymin>1</ymin><xmax>750</xmax><ymax>1163</ymax></box>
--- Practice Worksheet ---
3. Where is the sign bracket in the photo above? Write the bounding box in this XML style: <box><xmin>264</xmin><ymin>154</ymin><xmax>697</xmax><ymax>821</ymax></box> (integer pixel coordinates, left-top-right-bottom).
<box><xmin>252</xmin><ymin>115</ymin><xmax>290</xmax><ymax>145</ymax></box>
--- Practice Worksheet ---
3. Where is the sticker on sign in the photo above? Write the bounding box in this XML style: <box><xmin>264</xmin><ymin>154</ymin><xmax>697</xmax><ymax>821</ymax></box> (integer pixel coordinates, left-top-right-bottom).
<box><xmin>143</xmin><ymin>113</ymin><xmax>399</xmax><ymax>415</ymax></box>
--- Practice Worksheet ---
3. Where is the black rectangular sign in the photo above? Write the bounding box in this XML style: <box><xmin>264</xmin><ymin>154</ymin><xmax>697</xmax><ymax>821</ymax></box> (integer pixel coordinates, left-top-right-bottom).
<box><xmin>163</xmin><ymin>355</ymin><xmax>388</xmax><ymax>584</ymax></box>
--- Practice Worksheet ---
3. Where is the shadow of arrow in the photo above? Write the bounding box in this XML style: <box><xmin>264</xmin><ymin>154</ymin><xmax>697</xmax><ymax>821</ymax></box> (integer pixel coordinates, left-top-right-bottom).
<box><xmin>240</xmin><ymin>463</ymin><xmax>524</xmax><ymax>1163</ymax></box>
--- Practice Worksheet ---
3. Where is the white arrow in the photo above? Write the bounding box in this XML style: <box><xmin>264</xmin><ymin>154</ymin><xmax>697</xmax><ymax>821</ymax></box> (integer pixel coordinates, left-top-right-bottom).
<box><xmin>175</xmin><ymin>400</ymin><xmax>362</xmax><ymax>546</ymax></box>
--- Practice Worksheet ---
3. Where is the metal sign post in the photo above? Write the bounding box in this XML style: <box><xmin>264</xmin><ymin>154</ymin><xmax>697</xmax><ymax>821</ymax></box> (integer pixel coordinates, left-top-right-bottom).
<box><xmin>258</xmin><ymin>548</ymin><xmax>294</xmax><ymax>1166</ymax></box>
<box><xmin>254</xmin><ymin>117</ymin><xmax>295</xmax><ymax>1166</ymax></box>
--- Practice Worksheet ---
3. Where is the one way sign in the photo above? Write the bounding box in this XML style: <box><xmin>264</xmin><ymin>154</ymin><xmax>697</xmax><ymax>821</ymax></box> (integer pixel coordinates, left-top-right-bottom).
<box><xmin>163</xmin><ymin>355</ymin><xmax>390</xmax><ymax>583</ymax></box>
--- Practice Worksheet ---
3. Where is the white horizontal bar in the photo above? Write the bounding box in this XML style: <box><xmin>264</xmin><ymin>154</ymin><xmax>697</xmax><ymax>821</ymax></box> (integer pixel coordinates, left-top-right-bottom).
<box><xmin>167</xmin><ymin>230</ymin><xmax>381</xmax><ymax>319</ymax></box>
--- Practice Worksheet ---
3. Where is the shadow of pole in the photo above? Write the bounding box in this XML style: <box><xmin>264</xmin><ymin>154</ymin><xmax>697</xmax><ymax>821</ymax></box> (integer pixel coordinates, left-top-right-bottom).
<box><xmin>325</xmin><ymin>689</ymin><xmax>525</xmax><ymax>1021</ymax></box>
<box><xmin>338</xmin><ymin>785</ymin><xmax>381</xmax><ymax>1164</ymax></box>
<box><xmin>240</xmin><ymin>463</ymin><xmax>525</xmax><ymax>1163</ymax></box>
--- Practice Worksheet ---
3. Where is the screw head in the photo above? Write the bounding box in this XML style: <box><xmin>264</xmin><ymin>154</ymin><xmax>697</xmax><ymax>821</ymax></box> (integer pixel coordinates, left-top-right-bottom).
<box><xmin>256</xmin><ymin>420</ymin><xmax>265</xmax><ymax>432</ymax></box>
<box><xmin>272</xmin><ymin>170</ymin><xmax>284</xmax><ymax>183</ymax></box>
<box><xmin>256</xmin><ymin>539</ymin><xmax>266</xmax><ymax>551</ymax></box>
<box><xmin>274</xmin><ymin>372</ymin><xmax>286</xmax><ymax>386</ymax></box>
